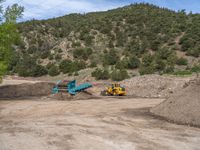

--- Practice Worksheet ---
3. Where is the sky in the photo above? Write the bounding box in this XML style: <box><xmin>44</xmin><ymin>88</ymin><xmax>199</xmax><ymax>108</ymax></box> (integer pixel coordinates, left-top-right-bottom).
<box><xmin>2</xmin><ymin>0</ymin><xmax>200</xmax><ymax>21</ymax></box>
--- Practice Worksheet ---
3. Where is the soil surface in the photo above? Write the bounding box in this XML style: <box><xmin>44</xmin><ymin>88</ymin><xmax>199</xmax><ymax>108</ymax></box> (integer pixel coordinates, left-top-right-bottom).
<box><xmin>1</xmin><ymin>97</ymin><xmax>200</xmax><ymax>150</ymax></box>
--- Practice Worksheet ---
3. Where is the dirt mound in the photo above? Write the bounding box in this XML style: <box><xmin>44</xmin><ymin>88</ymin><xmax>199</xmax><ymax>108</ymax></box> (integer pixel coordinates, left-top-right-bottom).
<box><xmin>50</xmin><ymin>91</ymin><xmax>96</xmax><ymax>100</ymax></box>
<box><xmin>0</xmin><ymin>82</ymin><xmax>55</xmax><ymax>99</ymax></box>
<box><xmin>121</xmin><ymin>75</ymin><xmax>195</xmax><ymax>98</ymax></box>
<box><xmin>151</xmin><ymin>78</ymin><xmax>200</xmax><ymax>127</ymax></box>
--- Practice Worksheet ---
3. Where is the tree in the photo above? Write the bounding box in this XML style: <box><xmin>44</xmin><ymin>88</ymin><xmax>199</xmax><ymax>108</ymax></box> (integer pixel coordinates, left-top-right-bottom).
<box><xmin>91</xmin><ymin>68</ymin><xmax>110</xmax><ymax>80</ymax></box>
<box><xmin>139</xmin><ymin>54</ymin><xmax>155</xmax><ymax>75</ymax></box>
<box><xmin>48</xmin><ymin>65</ymin><xmax>60</xmax><ymax>76</ymax></box>
<box><xmin>128</xmin><ymin>56</ymin><xmax>141</xmax><ymax>69</ymax></box>
<box><xmin>0</xmin><ymin>1</ymin><xmax>24</xmax><ymax>81</ymax></box>
<box><xmin>73</xmin><ymin>47</ymin><xmax>93</xmax><ymax>60</ymax></box>
<box><xmin>103</xmin><ymin>49</ymin><xmax>119</xmax><ymax>66</ymax></box>
<box><xmin>59</xmin><ymin>59</ymin><xmax>73</xmax><ymax>74</ymax></box>
<box><xmin>111</xmin><ymin>69</ymin><xmax>129</xmax><ymax>81</ymax></box>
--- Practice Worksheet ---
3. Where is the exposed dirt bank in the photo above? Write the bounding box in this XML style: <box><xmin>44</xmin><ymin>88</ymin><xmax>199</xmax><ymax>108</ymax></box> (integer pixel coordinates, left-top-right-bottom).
<box><xmin>0</xmin><ymin>82</ymin><xmax>55</xmax><ymax>99</ymax></box>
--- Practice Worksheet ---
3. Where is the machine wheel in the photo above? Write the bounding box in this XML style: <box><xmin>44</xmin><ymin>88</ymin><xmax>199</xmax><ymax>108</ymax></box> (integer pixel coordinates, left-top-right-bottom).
<box><xmin>101</xmin><ymin>90</ymin><xmax>109</xmax><ymax>96</ymax></box>
<box><xmin>113</xmin><ymin>92</ymin><xmax>118</xmax><ymax>96</ymax></box>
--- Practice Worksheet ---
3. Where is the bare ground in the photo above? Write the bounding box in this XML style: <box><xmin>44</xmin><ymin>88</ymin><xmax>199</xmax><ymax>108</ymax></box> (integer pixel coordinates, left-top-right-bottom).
<box><xmin>1</xmin><ymin>98</ymin><xmax>200</xmax><ymax>150</ymax></box>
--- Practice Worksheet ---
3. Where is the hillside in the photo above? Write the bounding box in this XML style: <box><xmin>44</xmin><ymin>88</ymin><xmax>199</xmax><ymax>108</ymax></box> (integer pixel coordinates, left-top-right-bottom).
<box><xmin>10</xmin><ymin>3</ymin><xmax>200</xmax><ymax>80</ymax></box>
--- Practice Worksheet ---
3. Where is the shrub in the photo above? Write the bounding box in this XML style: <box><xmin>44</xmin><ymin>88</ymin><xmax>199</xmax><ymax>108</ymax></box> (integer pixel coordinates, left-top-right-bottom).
<box><xmin>55</xmin><ymin>54</ymin><xmax>62</xmax><ymax>60</ymax></box>
<box><xmin>176</xmin><ymin>57</ymin><xmax>188</xmax><ymax>66</ymax></box>
<box><xmin>103</xmin><ymin>49</ymin><xmax>119</xmax><ymax>65</ymax></box>
<box><xmin>91</xmin><ymin>68</ymin><xmax>110</xmax><ymax>80</ymax></box>
<box><xmin>73</xmin><ymin>47</ymin><xmax>93</xmax><ymax>60</ymax></box>
<box><xmin>32</xmin><ymin>65</ymin><xmax>48</xmax><ymax>77</ymax></box>
<box><xmin>111</xmin><ymin>69</ymin><xmax>129</xmax><ymax>81</ymax></box>
<box><xmin>139</xmin><ymin>54</ymin><xmax>156</xmax><ymax>75</ymax></box>
<box><xmin>128</xmin><ymin>56</ymin><xmax>141</xmax><ymax>69</ymax></box>
<box><xmin>48</xmin><ymin>65</ymin><xmax>60</xmax><ymax>76</ymax></box>
<box><xmin>187</xmin><ymin>47</ymin><xmax>200</xmax><ymax>57</ymax></box>
<box><xmin>72</xmin><ymin>41</ymin><xmax>81</xmax><ymax>47</ymax></box>
<box><xmin>41</xmin><ymin>51</ymin><xmax>50</xmax><ymax>59</ymax></box>
<box><xmin>48</xmin><ymin>54</ymin><xmax>54</xmax><ymax>60</ymax></box>
<box><xmin>191</xmin><ymin>65</ymin><xmax>200</xmax><ymax>73</ymax></box>
<box><xmin>59</xmin><ymin>59</ymin><xmax>72</xmax><ymax>74</ymax></box>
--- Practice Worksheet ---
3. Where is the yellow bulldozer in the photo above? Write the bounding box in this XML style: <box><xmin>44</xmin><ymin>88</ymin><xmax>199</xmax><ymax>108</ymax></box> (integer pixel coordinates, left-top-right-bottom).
<box><xmin>101</xmin><ymin>83</ymin><xmax>126</xmax><ymax>96</ymax></box>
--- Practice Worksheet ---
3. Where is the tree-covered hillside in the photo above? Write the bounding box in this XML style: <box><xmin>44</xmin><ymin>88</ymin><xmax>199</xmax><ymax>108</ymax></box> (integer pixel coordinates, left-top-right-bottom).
<box><xmin>11</xmin><ymin>3</ymin><xmax>200</xmax><ymax>80</ymax></box>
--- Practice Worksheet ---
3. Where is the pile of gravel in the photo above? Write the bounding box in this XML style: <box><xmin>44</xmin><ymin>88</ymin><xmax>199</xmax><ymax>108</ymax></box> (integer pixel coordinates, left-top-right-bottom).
<box><xmin>151</xmin><ymin>78</ymin><xmax>200</xmax><ymax>127</ymax></box>
<box><xmin>121</xmin><ymin>75</ymin><xmax>194</xmax><ymax>98</ymax></box>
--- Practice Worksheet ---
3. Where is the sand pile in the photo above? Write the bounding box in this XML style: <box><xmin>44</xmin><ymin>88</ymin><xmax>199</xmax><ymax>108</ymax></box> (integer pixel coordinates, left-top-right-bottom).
<box><xmin>121</xmin><ymin>75</ymin><xmax>194</xmax><ymax>98</ymax></box>
<box><xmin>0</xmin><ymin>82</ymin><xmax>55</xmax><ymax>99</ymax></box>
<box><xmin>151</xmin><ymin>78</ymin><xmax>200</xmax><ymax>127</ymax></box>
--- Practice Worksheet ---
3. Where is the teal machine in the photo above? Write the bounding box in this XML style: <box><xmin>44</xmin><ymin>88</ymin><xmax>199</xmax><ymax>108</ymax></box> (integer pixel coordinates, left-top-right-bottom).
<box><xmin>52</xmin><ymin>80</ymin><xmax>92</xmax><ymax>95</ymax></box>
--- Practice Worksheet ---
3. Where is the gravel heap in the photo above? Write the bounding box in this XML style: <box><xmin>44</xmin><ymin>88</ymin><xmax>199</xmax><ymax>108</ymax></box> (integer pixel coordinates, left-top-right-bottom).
<box><xmin>121</xmin><ymin>75</ymin><xmax>194</xmax><ymax>98</ymax></box>
<box><xmin>151</xmin><ymin>78</ymin><xmax>200</xmax><ymax>127</ymax></box>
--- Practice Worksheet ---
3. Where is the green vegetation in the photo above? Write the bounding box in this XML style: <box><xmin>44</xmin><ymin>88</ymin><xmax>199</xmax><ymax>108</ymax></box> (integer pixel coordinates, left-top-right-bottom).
<box><xmin>191</xmin><ymin>65</ymin><xmax>200</xmax><ymax>73</ymax></box>
<box><xmin>59</xmin><ymin>59</ymin><xmax>86</xmax><ymax>74</ymax></box>
<box><xmin>91</xmin><ymin>68</ymin><xmax>129</xmax><ymax>81</ymax></box>
<box><xmin>92</xmin><ymin>68</ymin><xmax>110</xmax><ymax>80</ymax></box>
<box><xmin>176</xmin><ymin>57</ymin><xmax>188</xmax><ymax>66</ymax></box>
<box><xmin>5</xmin><ymin>3</ymin><xmax>200</xmax><ymax>79</ymax></box>
<box><xmin>0</xmin><ymin>1</ymin><xmax>24</xmax><ymax>81</ymax></box>
<box><xmin>73</xmin><ymin>47</ymin><xmax>93</xmax><ymax>60</ymax></box>
<box><xmin>111</xmin><ymin>69</ymin><xmax>129</xmax><ymax>81</ymax></box>
<box><xmin>173</xmin><ymin>70</ymin><xmax>192</xmax><ymax>76</ymax></box>
<box><xmin>15</xmin><ymin>55</ymin><xmax>48</xmax><ymax>77</ymax></box>
<box><xmin>48</xmin><ymin>65</ymin><xmax>60</xmax><ymax>76</ymax></box>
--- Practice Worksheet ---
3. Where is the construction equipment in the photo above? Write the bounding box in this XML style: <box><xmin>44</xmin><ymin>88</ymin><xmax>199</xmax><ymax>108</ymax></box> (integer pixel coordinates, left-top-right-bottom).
<box><xmin>101</xmin><ymin>83</ymin><xmax>126</xmax><ymax>96</ymax></box>
<box><xmin>52</xmin><ymin>80</ymin><xmax>92</xmax><ymax>95</ymax></box>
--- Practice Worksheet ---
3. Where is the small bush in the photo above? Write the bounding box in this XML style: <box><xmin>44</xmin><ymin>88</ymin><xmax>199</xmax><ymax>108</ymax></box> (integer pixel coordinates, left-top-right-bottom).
<box><xmin>55</xmin><ymin>54</ymin><xmax>62</xmax><ymax>60</ymax></box>
<box><xmin>176</xmin><ymin>57</ymin><xmax>188</xmax><ymax>66</ymax></box>
<box><xmin>191</xmin><ymin>65</ymin><xmax>200</xmax><ymax>73</ymax></box>
<box><xmin>59</xmin><ymin>59</ymin><xmax>72</xmax><ymax>74</ymax></box>
<box><xmin>73</xmin><ymin>47</ymin><xmax>93</xmax><ymax>60</ymax></box>
<box><xmin>41</xmin><ymin>51</ymin><xmax>50</xmax><ymax>59</ymax></box>
<box><xmin>32</xmin><ymin>65</ymin><xmax>48</xmax><ymax>77</ymax></box>
<box><xmin>48</xmin><ymin>65</ymin><xmax>60</xmax><ymax>76</ymax></box>
<box><xmin>111</xmin><ymin>69</ymin><xmax>129</xmax><ymax>81</ymax></box>
<box><xmin>91</xmin><ymin>68</ymin><xmax>110</xmax><ymax>80</ymax></box>
<box><xmin>128</xmin><ymin>56</ymin><xmax>141</xmax><ymax>69</ymax></box>
<box><xmin>103</xmin><ymin>49</ymin><xmax>119</xmax><ymax>66</ymax></box>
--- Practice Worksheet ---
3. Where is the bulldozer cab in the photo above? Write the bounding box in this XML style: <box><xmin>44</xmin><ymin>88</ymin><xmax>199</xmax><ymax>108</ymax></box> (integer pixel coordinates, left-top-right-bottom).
<box><xmin>111</xmin><ymin>83</ymin><xmax>120</xmax><ymax>88</ymax></box>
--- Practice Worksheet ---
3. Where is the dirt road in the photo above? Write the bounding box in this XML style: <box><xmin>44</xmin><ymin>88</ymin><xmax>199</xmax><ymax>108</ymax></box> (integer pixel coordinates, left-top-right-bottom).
<box><xmin>0</xmin><ymin>98</ymin><xmax>200</xmax><ymax>150</ymax></box>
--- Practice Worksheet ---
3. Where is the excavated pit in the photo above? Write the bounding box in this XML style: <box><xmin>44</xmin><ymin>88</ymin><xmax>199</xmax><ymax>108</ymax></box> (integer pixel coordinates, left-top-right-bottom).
<box><xmin>0</xmin><ymin>82</ymin><xmax>55</xmax><ymax>99</ymax></box>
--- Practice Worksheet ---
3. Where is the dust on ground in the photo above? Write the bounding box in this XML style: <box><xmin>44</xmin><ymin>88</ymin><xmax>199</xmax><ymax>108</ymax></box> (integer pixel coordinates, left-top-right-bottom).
<box><xmin>1</xmin><ymin>97</ymin><xmax>200</xmax><ymax>150</ymax></box>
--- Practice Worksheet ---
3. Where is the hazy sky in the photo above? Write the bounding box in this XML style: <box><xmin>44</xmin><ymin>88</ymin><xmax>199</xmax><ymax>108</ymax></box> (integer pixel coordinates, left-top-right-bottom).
<box><xmin>3</xmin><ymin>0</ymin><xmax>200</xmax><ymax>21</ymax></box>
